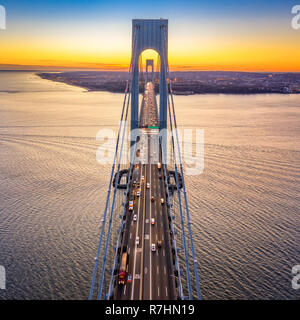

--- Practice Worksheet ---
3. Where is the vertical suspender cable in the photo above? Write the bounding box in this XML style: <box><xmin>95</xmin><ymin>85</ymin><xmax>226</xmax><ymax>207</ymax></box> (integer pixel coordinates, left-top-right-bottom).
<box><xmin>169</xmin><ymin>85</ymin><xmax>202</xmax><ymax>300</ymax></box>
<box><xmin>89</xmin><ymin>80</ymin><xmax>129</xmax><ymax>300</ymax></box>
<box><xmin>163</xmin><ymin>26</ymin><xmax>202</xmax><ymax>300</ymax></box>
<box><xmin>96</xmin><ymin>27</ymin><xmax>139</xmax><ymax>299</ymax></box>
<box><xmin>97</xmin><ymin>89</ymin><xmax>131</xmax><ymax>299</ymax></box>
<box><xmin>89</xmin><ymin>27</ymin><xmax>138</xmax><ymax>300</ymax></box>
<box><xmin>161</xmin><ymin>27</ymin><xmax>192</xmax><ymax>299</ymax></box>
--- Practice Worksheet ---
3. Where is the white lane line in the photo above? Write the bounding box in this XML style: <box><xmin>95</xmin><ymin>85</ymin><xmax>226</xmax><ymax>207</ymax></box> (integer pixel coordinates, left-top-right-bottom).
<box><xmin>156</xmin><ymin>234</ymin><xmax>158</xmax><ymax>240</ymax></box>
<box><xmin>124</xmin><ymin>285</ymin><xmax>127</xmax><ymax>295</ymax></box>
<box><xmin>163</xmin><ymin>249</ymin><xmax>165</xmax><ymax>257</ymax></box>
<box><xmin>131</xmin><ymin>164</ymin><xmax>143</xmax><ymax>300</ymax></box>
<box><xmin>164</xmin><ymin>266</ymin><xmax>166</xmax><ymax>275</ymax></box>
<box><xmin>157</xmin><ymin>286</ymin><xmax>160</xmax><ymax>297</ymax></box>
<box><xmin>139</xmin><ymin>159</ymin><xmax>147</xmax><ymax>300</ymax></box>
<box><xmin>130</xmin><ymin>233</ymin><xmax>132</xmax><ymax>239</ymax></box>
<box><xmin>165</xmin><ymin>286</ymin><xmax>168</xmax><ymax>297</ymax></box>
<box><xmin>128</xmin><ymin>247</ymin><xmax>131</xmax><ymax>255</ymax></box>
<box><xmin>149</xmin><ymin>139</ymin><xmax>152</xmax><ymax>300</ymax></box>
<box><xmin>157</xmin><ymin>266</ymin><xmax>159</xmax><ymax>274</ymax></box>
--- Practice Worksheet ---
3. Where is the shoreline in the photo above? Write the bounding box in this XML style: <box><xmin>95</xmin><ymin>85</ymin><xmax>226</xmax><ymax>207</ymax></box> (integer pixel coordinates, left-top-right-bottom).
<box><xmin>36</xmin><ymin>72</ymin><xmax>300</xmax><ymax>96</ymax></box>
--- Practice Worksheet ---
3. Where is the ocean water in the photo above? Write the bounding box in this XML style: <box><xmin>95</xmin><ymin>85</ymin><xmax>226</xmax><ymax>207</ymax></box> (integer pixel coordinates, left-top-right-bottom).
<box><xmin>0</xmin><ymin>71</ymin><xmax>299</xmax><ymax>299</ymax></box>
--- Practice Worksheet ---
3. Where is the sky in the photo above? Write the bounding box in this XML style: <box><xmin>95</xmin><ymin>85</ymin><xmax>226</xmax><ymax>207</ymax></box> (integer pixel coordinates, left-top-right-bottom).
<box><xmin>0</xmin><ymin>0</ymin><xmax>300</xmax><ymax>71</ymax></box>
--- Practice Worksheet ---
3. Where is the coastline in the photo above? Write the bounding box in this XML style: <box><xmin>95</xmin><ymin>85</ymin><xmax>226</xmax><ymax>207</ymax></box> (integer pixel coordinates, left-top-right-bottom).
<box><xmin>36</xmin><ymin>72</ymin><xmax>300</xmax><ymax>95</ymax></box>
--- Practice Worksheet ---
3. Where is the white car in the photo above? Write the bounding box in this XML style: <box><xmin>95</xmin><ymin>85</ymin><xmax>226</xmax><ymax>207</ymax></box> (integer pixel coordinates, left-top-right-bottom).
<box><xmin>151</xmin><ymin>218</ymin><xmax>155</xmax><ymax>225</ymax></box>
<box><xmin>136</xmin><ymin>191</ymin><xmax>141</xmax><ymax>197</ymax></box>
<box><xmin>151</xmin><ymin>244</ymin><xmax>156</xmax><ymax>252</ymax></box>
<box><xmin>147</xmin><ymin>183</ymin><xmax>150</xmax><ymax>189</ymax></box>
<box><xmin>133</xmin><ymin>214</ymin><xmax>137</xmax><ymax>221</ymax></box>
<box><xmin>136</xmin><ymin>237</ymin><xmax>140</xmax><ymax>245</ymax></box>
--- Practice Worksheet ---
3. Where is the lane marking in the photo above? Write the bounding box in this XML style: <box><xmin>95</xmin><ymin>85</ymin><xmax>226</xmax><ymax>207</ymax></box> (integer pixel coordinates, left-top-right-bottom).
<box><xmin>164</xmin><ymin>266</ymin><xmax>166</xmax><ymax>275</ymax></box>
<box><xmin>163</xmin><ymin>249</ymin><xmax>165</xmax><ymax>257</ymax></box>
<box><xmin>123</xmin><ymin>285</ymin><xmax>127</xmax><ymax>296</ymax></box>
<box><xmin>149</xmin><ymin>136</ymin><xmax>152</xmax><ymax>300</ymax></box>
<box><xmin>157</xmin><ymin>286</ymin><xmax>160</xmax><ymax>297</ymax></box>
<box><xmin>139</xmin><ymin>158</ymin><xmax>147</xmax><ymax>300</ymax></box>
<box><xmin>157</xmin><ymin>266</ymin><xmax>159</xmax><ymax>274</ymax></box>
<box><xmin>130</xmin><ymin>233</ymin><xmax>132</xmax><ymax>239</ymax></box>
<box><xmin>165</xmin><ymin>286</ymin><xmax>168</xmax><ymax>297</ymax></box>
<box><xmin>131</xmin><ymin>163</ymin><xmax>143</xmax><ymax>300</ymax></box>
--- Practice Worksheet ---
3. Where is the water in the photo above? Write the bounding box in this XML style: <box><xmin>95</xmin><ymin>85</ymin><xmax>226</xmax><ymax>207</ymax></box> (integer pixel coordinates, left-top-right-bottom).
<box><xmin>0</xmin><ymin>72</ymin><xmax>299</xmax><ymax>299</ymax></box>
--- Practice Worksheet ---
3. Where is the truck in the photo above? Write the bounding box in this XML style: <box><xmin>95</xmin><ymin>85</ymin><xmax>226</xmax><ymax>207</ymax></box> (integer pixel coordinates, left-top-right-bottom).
<box><xmin>118</xmin><ymin>246</ymin><xmax>128</xmax><ymax>285</ymax></box>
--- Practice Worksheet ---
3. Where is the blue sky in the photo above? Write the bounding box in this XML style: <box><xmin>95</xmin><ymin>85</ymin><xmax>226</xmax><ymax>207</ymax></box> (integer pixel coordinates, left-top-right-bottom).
<box><xmin>1</xmin><ymin>0</ymin><xmax>299</xmax><ymax>71</ymax></box>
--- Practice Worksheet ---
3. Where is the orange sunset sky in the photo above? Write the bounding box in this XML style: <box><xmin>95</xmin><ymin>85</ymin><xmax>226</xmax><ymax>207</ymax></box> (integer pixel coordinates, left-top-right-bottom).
<box><xmin>1</xmin><ymin>0</ymin><xmax>300</xmax><ymax>72</ymax></box>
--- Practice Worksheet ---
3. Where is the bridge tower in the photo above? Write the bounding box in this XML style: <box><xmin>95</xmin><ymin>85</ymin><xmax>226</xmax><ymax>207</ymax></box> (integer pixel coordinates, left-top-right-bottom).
<box><xmin>131</xmin><ymin>19</ymin><xmax>168</xmax><ymax>133</ymax></box>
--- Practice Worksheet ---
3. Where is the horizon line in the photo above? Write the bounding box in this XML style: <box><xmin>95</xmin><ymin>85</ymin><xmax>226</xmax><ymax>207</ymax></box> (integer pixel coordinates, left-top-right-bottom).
<box><xmin>1</xmin><ymin>64</ymin><xmax>300</xmax><ymax>74</ymax></box>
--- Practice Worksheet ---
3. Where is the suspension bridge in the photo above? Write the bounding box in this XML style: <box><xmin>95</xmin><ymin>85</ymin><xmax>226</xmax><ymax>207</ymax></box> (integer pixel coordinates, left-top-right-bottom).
<box><xmin>89</xmin><ymin>19</ymin><xmax>201</xmax><ymax>300</ymax></box>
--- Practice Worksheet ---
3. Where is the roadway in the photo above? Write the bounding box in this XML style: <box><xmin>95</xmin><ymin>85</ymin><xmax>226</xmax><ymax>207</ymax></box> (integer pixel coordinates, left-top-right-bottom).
<box><xmin>114</xmin><ymin>82</ymin><xmax>176</xmax><ymax>300</ymax></box>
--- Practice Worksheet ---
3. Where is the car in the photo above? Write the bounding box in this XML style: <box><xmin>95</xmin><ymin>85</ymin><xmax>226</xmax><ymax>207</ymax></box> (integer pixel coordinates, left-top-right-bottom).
<box><xmin>141</xmin><ymin>176</ymin><xmax>145</xmax><ymax>182</ymax></box>
<box><xmin>151</xmin><ymin>244</ymin><xmax>156</xmax><ymax>252</ymax></box>
<box><xmin>127</xmin><ymin>274</ymin><xmax>132</xmax><ymax>283</ymax></box>
<box><xmin>151</xmin><ymin>218</ymin><xmax>155</xmax><ymax>225</ymax></box>
<box><xmin>133</xmin><ymin>214</ymin><xmax>137</xmax><ymax>221</ymax></box>
<box><xmin>136</xmin><ymin>191</ymin><xmax>141</xmax><ymax>197</ymax></box>
<box><xmin>147</xmin><ymin>183</ymin><xmax>150</xmax><ymax>189</ymax></box>
<box><xmin>157</xmin><ymin>241</ymin><xmax>162</xmax><ymax>248</ymax></box>
<box><xmin>136</xmin><ymin>182</ymin><xmax>140</xmax><ymax>188</ymax></box>
<box><xmin>151</xmin><ymin>196</ymin><xmax>155</xmax><ymax>202</ymax></box>
<box><xmin>136</xmin><ymin>237</ymin><xmax>140</xmax><ymax>245</ymax></box>
<box><xmin>129</xmin><ymin>200</ymin><xmax>134</xmax><ymax>211</ymax></box>
<box><xmin>160</xmin><ymin>198</ymin><xmax>165</xmax><ymax>205</ymax></box>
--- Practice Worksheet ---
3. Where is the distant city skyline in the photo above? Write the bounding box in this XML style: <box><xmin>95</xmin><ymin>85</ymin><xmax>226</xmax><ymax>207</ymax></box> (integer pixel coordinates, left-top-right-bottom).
<box><xmin>0</xmin><ymin>0</ymin><xmax>300</xmax><ymax>71</ymax></box>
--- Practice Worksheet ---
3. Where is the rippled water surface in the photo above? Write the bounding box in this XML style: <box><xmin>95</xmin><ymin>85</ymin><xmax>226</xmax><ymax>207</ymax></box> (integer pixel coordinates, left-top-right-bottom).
<box><xmin>0</xmin><ymin>72</ymin><xmax>299</xmax><ymax>299</ymax></box>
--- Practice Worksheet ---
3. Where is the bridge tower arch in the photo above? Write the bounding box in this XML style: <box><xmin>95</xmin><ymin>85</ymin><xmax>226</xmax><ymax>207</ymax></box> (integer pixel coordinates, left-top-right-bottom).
<box><xmin>131</xmin><ymin>19</ymin><xmax>168</xmax><ymax>132</ymax></box>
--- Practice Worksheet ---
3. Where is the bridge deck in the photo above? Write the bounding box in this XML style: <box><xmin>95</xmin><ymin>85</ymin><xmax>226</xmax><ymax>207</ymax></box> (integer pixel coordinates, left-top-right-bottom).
<box><xmin>114</xmin><ymin>82</ymin><xmax>176</xmax><ymax>300</ymax></box>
